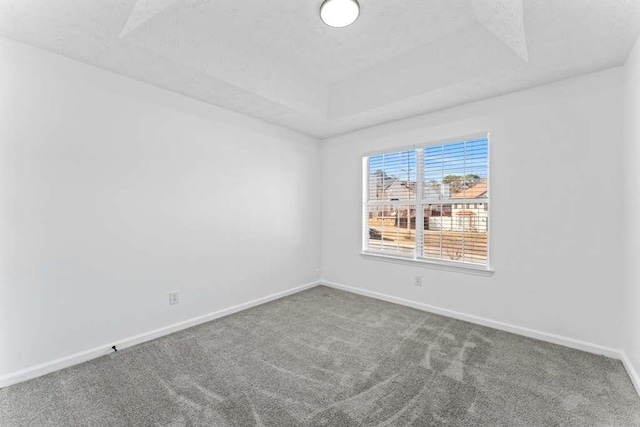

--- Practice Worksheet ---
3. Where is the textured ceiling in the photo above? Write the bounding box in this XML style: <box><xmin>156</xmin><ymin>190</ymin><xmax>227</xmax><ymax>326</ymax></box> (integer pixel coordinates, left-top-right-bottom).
<box><xmin>0</xmin><ymin>0</ymin><xmax>639</xmax><ymax>138</ymax></box>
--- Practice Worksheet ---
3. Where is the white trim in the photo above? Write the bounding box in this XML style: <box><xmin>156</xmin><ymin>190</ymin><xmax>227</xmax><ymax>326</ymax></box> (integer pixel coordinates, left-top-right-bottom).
<box><xmin>621</xmin><ymin>352</ymin><xmax>640</xmax><ymax>397</ymax></box>
<box><xmin>366</xmin><ymin>199</ymin><xmax>489</xmax><ymax>206</ymax></box>
<box><xmin>362</xmin><ymin>156</ymin><xmax>370</xmax><ymax>251</ymax></box>
<box><xmin>360</xmin><ymin>252</ymin><xmax>494</xmax><ymax>276</ymax></box>
<box><xmin>485</xmin><ymin>132</ymin><xmax>492</xmax><ymax>269</ymax></box>
<box><xmin>320</xmin><ymin>280</ymin><xmax>622</xmax><ymax>359</ymax></box>
<box><xmin>0</xmin><ymin>280</ymin><xmax>322</xmax><ymax>389</ymax></box>
<box><xmin>366</xmin><ymin>200</ymin><xmax>418</xmax><ymax>206</ymax></box>
<box><xmin>4</xmin><ymin>278</ymin><xmax>636</xmax><ymax>396</ymax></box>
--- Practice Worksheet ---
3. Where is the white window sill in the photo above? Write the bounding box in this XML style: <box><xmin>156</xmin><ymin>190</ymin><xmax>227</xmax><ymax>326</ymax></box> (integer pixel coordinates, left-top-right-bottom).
<box><xmin>360</xmin><ymin>251</ymin><xmax>494</xmax><ymax>277</ymax></box>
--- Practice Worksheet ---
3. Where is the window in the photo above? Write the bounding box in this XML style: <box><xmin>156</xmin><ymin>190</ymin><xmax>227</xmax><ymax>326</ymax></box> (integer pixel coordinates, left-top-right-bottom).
<box><xmin>363</xmin><ymin>136</ymin><xmax>490</xmax><ymax>269</ymax></box>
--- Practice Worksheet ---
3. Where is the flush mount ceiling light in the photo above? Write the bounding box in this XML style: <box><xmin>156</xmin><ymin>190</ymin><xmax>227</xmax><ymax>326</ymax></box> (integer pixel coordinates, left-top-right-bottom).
<box><xmin>320</xmin><ymin>0</ymin><xmax>360</xmax><ymax>28</ymax></box>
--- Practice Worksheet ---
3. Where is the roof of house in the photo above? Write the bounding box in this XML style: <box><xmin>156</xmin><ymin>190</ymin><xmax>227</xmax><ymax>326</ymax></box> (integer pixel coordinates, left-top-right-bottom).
<box><xmin>450</xmin><ymin>181</ymin><xmax>488</xmax><ymax>199</ymax></box>
<box><xmin>382</xmin><ymin>178</ymin><xmax>415</xmax><ymax>191</ymax></box>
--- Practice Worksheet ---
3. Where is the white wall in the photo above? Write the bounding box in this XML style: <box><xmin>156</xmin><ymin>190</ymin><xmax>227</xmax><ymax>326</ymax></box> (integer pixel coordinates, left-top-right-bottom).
<box><xmin>0</xmin><ymin>33</ymin><xmax>631</xmax><ymax>385</ymax></box>
<box><xmin>322</xmin><ymin>68</ymin><xmax>624</xmax><ymax>350</ymax></box>
<box><xmin>623</xmin><ymin>36</ymin><xmax>640</xmax><ymax>384</ymax></box>
<box><xmin>0</xmin><ymin>38</ymin><xmax>321</xmax><ymax>378</ymax></box>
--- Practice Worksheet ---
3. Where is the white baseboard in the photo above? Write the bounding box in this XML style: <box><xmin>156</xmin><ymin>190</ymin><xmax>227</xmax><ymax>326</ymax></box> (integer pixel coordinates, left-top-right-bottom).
<box><xmin>5</xmin><ymin>279</ymin><xmax>637</xmax><ymax>397</ymax></box>
<box><xmin>320</xmin><ymin>280</ymin><xmax>623</xmax><ymax>360</ymax></box>
<box><xmin>621</xmin><ymin>353</ymin><xmax>640</xmax><ymax>397</ymax></box>
<box><xmin>0</xmin><ymin>280</ymin><xmax>321</xmax><ymax>389</ymax></box>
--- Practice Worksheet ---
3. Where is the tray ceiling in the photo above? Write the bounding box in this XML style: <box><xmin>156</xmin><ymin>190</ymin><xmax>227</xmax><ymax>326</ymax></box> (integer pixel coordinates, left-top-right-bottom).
<box><xmin>1</xmin><ymin>0</ymin><xmax>639</xmax><ymax>138</ymax></box>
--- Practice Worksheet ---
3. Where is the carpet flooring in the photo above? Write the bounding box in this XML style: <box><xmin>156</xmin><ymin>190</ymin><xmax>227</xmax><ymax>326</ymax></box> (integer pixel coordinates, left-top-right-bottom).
<box><xmin>1</xmin><ymin>285</ymin><xmax>639</xmax><ymax>426</ymax></box>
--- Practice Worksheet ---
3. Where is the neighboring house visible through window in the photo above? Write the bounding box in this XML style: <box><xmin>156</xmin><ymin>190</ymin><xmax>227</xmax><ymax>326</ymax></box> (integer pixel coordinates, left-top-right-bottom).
<box><xmin>363</xmin><ymin>136</ymin><xmax>490</xmax><ymax>269</ymax></box>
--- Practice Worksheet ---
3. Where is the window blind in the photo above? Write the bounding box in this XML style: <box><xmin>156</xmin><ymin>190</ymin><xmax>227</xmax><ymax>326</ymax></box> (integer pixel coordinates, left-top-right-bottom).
<box><xmin>363</xmin><ymin>136</ymin><xmax>489</xmax><ymax>268</ymax></box>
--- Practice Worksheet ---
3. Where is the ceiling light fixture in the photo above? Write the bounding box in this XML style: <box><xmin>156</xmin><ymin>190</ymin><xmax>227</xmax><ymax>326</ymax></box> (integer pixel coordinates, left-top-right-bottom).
<box><xmin>320</xmin><ymin>0</ymin><xmax>360</xmax><ymax>28</ymax></box>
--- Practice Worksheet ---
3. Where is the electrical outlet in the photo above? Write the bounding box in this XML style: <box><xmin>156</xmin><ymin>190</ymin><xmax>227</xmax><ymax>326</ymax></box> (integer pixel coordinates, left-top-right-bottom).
<box><xmin>169</xmin><ymin>291</ymin><xmax>179</xmax><ymax>305</ymax></box>
<box><xmin>414</xmin><ymin>276</ymin><xmax>423</xmax><ymax>287</ymax></box>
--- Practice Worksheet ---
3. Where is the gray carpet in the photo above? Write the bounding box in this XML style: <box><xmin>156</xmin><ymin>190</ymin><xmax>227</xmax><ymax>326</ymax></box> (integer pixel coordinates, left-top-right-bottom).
<box><xmin>1</xmin><ymin>286</ymin><xmax>639</xmax><ymax>426</ymax></box>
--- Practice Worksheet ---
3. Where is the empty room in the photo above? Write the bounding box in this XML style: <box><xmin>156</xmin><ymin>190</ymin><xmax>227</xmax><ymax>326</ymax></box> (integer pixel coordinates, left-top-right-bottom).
<box><xmin>1</xmin><ymin>0</ymin><xmax>640</xmax><ymax>425</ymax></box>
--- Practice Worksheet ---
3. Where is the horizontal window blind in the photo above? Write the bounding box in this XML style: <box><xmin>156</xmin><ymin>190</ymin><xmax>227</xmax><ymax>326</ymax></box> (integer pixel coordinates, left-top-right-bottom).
<box><xmin>363</xmin><ymin>136</ymin><xmax>489</xmax><ymax>268</ymax></box>
<box><xmin>368</xmin><ymin>150</ymin><xmax>417</xmax><ymax>202</ymax></box>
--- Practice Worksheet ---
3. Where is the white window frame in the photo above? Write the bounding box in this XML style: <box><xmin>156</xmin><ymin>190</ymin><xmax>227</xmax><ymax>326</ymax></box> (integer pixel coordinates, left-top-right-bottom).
<box><xmin>361</xmin><ymin>133</ymin><xmax>493</xmax><ymax>276</ymax></box>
